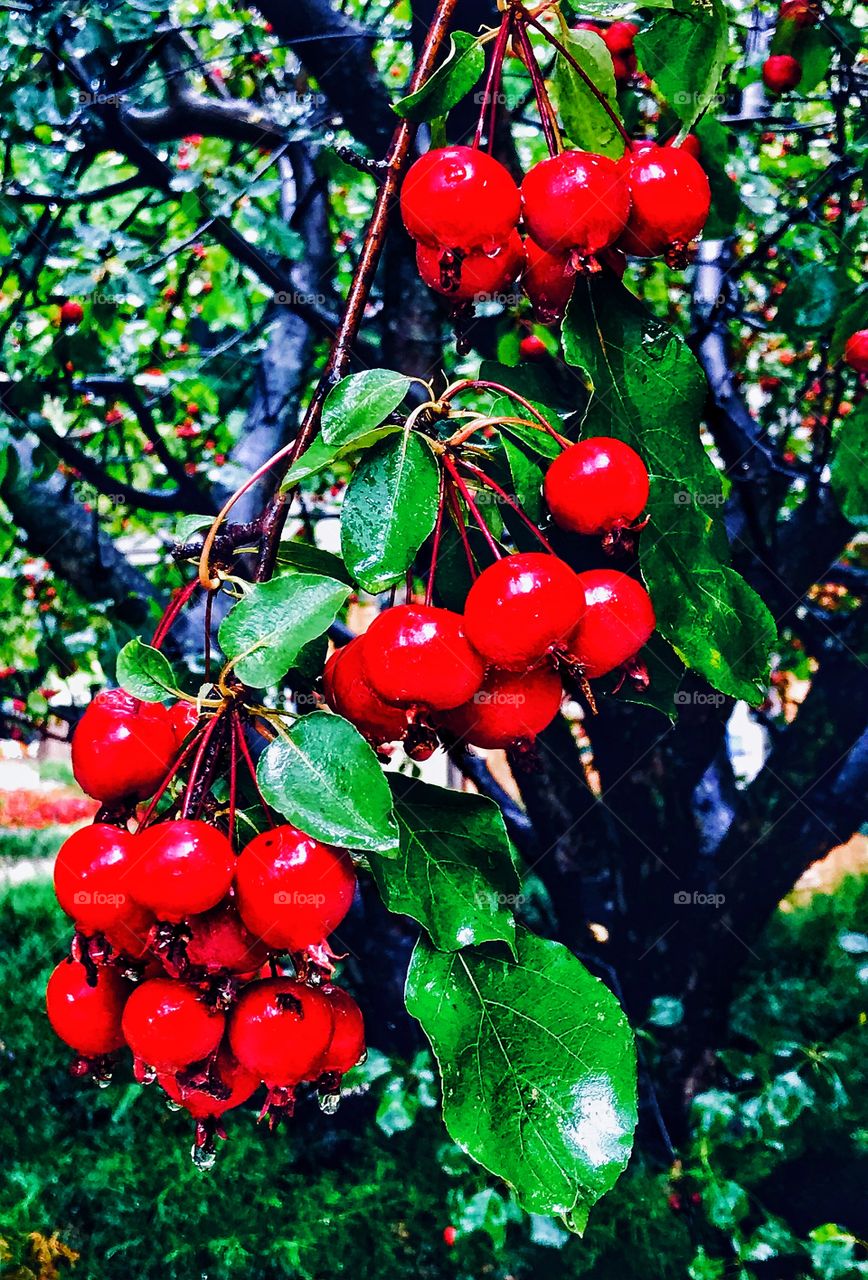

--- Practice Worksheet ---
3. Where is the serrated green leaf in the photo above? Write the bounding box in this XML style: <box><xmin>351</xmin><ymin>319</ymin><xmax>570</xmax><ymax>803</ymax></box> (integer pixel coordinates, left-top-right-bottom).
<box><xmin>368</xmin><ymin>776</ymin><xmax>519</xmax><ymax>952</ymax></box>
<box><xmin>341</xmin><ymin>432</ymin><xmax>440</xmax><ymax>592</ymax></box>
<box><xmin>257</xmin><ymin>712</ymin><xmax>398</xmax><ymax>853</ymax></box>
<box><xmin>635</xmin><ymin>0</ymin><xmax>729</xmax><ymax>131</ymax></box>
<box><xmin>553</xmin><ymin>31</ymin><xmax>623</xmax><ymax>160</ymax></box>
<box><xmin>321</xmin><ymin>370</ymin><xmax>411</xmax><ymax>449</ymax></box>
<box><xmin>116</xmin><ymin>638</ymin><xmax>178</xmax><ymax>702</ymax></box>
<box><xmin>393</xmin><ymin>32</ymin><xmax>485</xmax><ymax>122</ymax></box>
<box><xmin>831</xmin><ymin>400</ymin><xmax>868</xmax><ymax>528</ymax></box>
<box><xmin>218</xmin><ymin>573</ymin><xmax>350</xmax><ymax>688</ymax></box>
<box><xmin>276</xmin><ymin>540</ymin><xmax>353</xmax><ymax>585</ymax></box>
<box><xmin>406</xmin><ymin>928</ymin><xmax>637</xmax><ymax>1229</ymax></box>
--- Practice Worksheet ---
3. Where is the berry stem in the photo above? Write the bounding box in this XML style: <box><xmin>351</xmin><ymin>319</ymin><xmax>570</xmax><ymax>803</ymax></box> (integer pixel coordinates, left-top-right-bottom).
<box><xmin>180</xmin><ymin>709</ymin><xmax>225</xmax><ymax>820</ymax></box>
<box><xmin>233</xmin><ymin>708</ymin><xmax>276</xmax><ymax>829</ymax></box>
<box><xmin>442</xmin><ymin>379</ymin><xmax>571</xmax><ymax>448</ymax></box>
<box><xmin>513</xmin><ymin>14</ymin><xmax>562</xmax><ymax>157</ymax></box>
<box><xmin>455</xmin><ymin>457</ymin><xmax>556</xmax><ymax>552</ymax></box>
<box><xmin>151</xmin><ymin>578</ymin><xmax>199</xmax><ymax>650</ymax></box>
<box><xmin>442</xmin><ymin>455</ymin><xmax>502</xmax><ymax>559</ymax></box>
<box><xmin>424</xmin><ymin>466</ymin><xmax>448</xmax><ymax>607</ymax></box>
<box><xmin>136</xmin><ymin>727</ymin><xmax>206</xmax><ymax>830</ymax></box>
<box><xmin>227</xmin><ymin>712</ymin><xmax>238</xmax><ymax>843</ymax></box>
<box><xmin>473</xmin><ymin>8</ymin><xmax>513</xmax><ymax>150</ymax></box>
<box><xmin>445</xmin><ymin>477</ymin><xmax>479</xmax><ymax>579</ymax></box>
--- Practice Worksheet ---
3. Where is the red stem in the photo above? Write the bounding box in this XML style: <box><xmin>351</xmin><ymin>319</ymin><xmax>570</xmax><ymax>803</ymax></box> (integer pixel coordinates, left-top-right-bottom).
<box><xmin>443</xmin><ymin>378</ymin><xmax>571</xmax><ymax>448</ymax></box>
<box><xmin>443</xmin><ymin>455</ymin><xmax>502</xmax><ymax>560</ymax></box>
<box><xmin>473</xmin><ymin>9</ymin><xmax>513</xmax><ymax>150</ymax></box>
<box><xmin>180</xmin><ymin>711</ymin><xmax>224</xmax><ymax>820</ymax></box>
<box><xmin>227</xmin><ymin>712</ymin><xmax>238</xmax><ymax>846</ymax></box>
<box><xmin>456</xmin><ymin>457</ymin><xmax>556</xmax><ymax>552</ymax></box>
<box><xmin>513</xmin><ymin>14</ymin><xmax>560</xmax><ymax>157</ymax></box>
<box><xmin>136</xmin><ymin>726</ymin><xmax>205</xmax><ymax>829</ymax></box>
<box><xmin>445</xmin><ymin>477</ymin><xmax>479</xmax><ymax>579</ymax></box>
<box><xmin>234</xmin><ymin>708</ymin><xmax>275</xmax><ymax>829</ymax></box>
<box><xmin>425</xmin><ymin>466</ymin><xmax>448</xmax><ymax>607</ymax></box>
<box><xmin>151</xmin><ymin>578</ymin><xmax>199</xmax><ymax>650</ymax></box>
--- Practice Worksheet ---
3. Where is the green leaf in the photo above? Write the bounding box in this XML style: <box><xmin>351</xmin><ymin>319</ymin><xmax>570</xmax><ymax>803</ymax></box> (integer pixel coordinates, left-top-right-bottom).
<box><xmin>502</xmin><ymin>436</ymin><xmax>545</xmax><ymax>523</ymax></box>
<box><xmin>775</xmin><ymin>264</ymin><xmax>838</xmax><ymax>333</ymax></box>
<box><xmin>635</xmin><ymin>0</ymin><xmax>729</xmax><ymax>131</ymax></box>
<box><xmin>257</xmin><ymin>712</ymin><xmax>398</xmax><ymax>853</ymax></box>
<box><xmin>367</xmin><ymin>776</ymin><xmax>519</xmax><ymax>952</ymax></box>
<box><xmin>553</xmin><ymin>31</ymin><xmax>623</xmax><ymax>160</ymax></box>
<box><xmin>393</xmin><ymin>32</ymin><xmax>485</xmax><ymax>122</ymax></box>
<box><xmin>116</xmin><ymin>639</ymin><xmax>177</xmax><ymax>702</ymax></box>
<box><xmin>694</xmin><ymin>117</ymin><xmax>742</xmax><ymax>239</ymax></box>
<box><xmin>174</xmin><ymin>514</ymin><xmax>213</xmax><ymax>542</ymax></box>
<box><xmin>831</xmin><ymin>400</ymin><xmax>868</xmax><ymax>529</ymax></box>
<box><xmin>321</xmin><ymin>370</ymin><xmax>411</xmax><ymax>450</ymax></box>
<box><xmin>341</xmin><ymin>432</ymin><xmax>440</xmax><ymax>592</ymax></box>
<box><xmin>276</xmin><ymin>541</ymin><xmax>353</xmax><ymax>585</ymax></box>
<box><xmin>406</xmin><ymin>928</ymin><xmax>637</xmax><ymax>1230</ymax></box>
<box><xmin>563</xmin><ymin>276</ymin><xmax>775</xmax><ymax>704</ymax></box>
<box><xmin>218</xmin><ymin>573</ymin><xmax>350</xmax><ymax>688</ymax></box>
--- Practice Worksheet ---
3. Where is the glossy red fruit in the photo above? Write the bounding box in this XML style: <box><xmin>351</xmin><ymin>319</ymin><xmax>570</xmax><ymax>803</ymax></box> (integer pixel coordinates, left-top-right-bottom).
<box><xmin>843</xmin><ymin>329</ymin><xmax>868</xmax><ymax>374</ymax></box>
<box><xmin>323</xmin><ymin>638</ymin><xmax>409</xmax><ymax>744</ymax></box>
<box><xmin>46</xmin><ymin>959</ymin><xmax>131</xmax><ymax>1056</ymax></box>
<box><xmin>520</xmin><ymin>334</ymin><xmax>548</xmax><ymax>361</ymax></box>
<box><xmin>443</xmin><ymin>1226</ymin><xmax>457</xmax><ymax>1247</ymax></box>
<box><xmin>439</xmin><ymin>662</ymin><xmax>563</xmax><ymax>749</ymax></box>
<box><xmin>122</xmin><ymin>977</ymin><xmax>225</xmax><ymax>1070</ymax></box>
<box><xmin>598</xmin><ymin>246</ymin><xmax>627</xmax><ymax>279</ymax></box>
<box><xmin>59</xmin><ymin>299</ymin><xmax>84</xmax><ymax>326</ymax></box>
<box><xmin>400</xmin><ymin>145</ymin><xmax>520</xmax><ymax>251</ymax></box>
<box><xmin>54</xmin><ymin>823</ymin><xmax>139</xmax><ymax>935</ymax></box>
<box><xmin>544</xmin><ymin>438</ymin><xmax>649</xmax><ymax>536</ymax></box>
<box><xmin>415</xmin><ymin>231</ymin><xmax>522</xmax><ymax>301</ymax></box>
<box><xmin>228</xmin><ymin>979</ymin><xmax>335</xmax><ymax>1086</ymax></box>
<box><xmin>604</xmin><ymin>20</ymin><xmax>638</xmax><ymax>53</ymax></box>
<box><xmin>779</xmin><ymin>0</ymin><xmax>819</xmax><ymax>27</ymax></box>
<box><xmin>315</xmin><ymin>985</ymin><xmax>366</xmax><ymax>1076</ymax></box>
<box><xmin>127</xmin><ymin>820</ymin><xmax>235</xmax><ymax>923</ymax></box>
<box><xmin>617</xmin><ymin>145</ymin><xmax>710</xmax><ymax>258</ymax></box>
<box><xmin>522</xmin><ymin>237</ymin><xmax>575</xmax><ymax>322</ymax></box>
<box><xmin>361</xmin><ymin>605</ymin><xmax>484</xmax><ymax>711</ymax></box>
<box><xmin>610</xmin><ymin>51</ymin><xmax>638</xmax><ymax>83</ymax></box>
<box><xmin>235</xmin><ymin>825</ymin><xmax>356</xmax><ymax>951</ymax></box>
<box><xmin>463</xmin><ymin>553</ymin><xmax>586</xmax><ymax>671</ymax></box>
<box><xmin>521</xmin><ymin>151</ymin><xmax>630</xmax><ymax>258</ymax></box>
<box><xmin>569</xmin><ymin>570</ymin><xmax>656</xmax><ymax>678</ymax></box>
<box><xmin>72</xmin><ymin>689</ymin><xmax>178</xmax><ymax>805</ymax></box>
<box><xmin>667</xmin><ymin>134</ymin><xmax>702</xmax><ymax>160</ymax></box>
<box><xmin>168</xmin><ymin>700</ymin><xmax>199</xmax><ymax>747</ymax></box>
<box><xmin>185</xmin><ymin>899</ymin><xmax>270</xmax><ymax>975</ymax></box>
<box><xmin>158</xmin><ymin>1048</ymin><xmax>259</xmax><ymax>1119</ymax></box>
<box><xmin>102</xmin><ymin>910</ymin><xmax>156</xmax><ymax>961</ymax></box>
<box><xmin>762</xmin><ymin>54</ymin><xmax>802</xmax><ymax>93</ymax></box>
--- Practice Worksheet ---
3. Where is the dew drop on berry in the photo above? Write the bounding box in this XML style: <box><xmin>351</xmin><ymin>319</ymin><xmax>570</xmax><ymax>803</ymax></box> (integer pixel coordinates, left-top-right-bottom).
<box><xmin>191</xmin><ymin>1143</ymin><xmax>217</xmax><ymax>1171</ymax></box>
<box><xmin>319</xmin><ymin>1089</ymin><xmax>341</xmax><ymax>1115</ymax></box>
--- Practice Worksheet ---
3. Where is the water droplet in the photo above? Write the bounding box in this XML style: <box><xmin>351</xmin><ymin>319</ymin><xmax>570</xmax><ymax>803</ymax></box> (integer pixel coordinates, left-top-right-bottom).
<box><xmin>166</xmin><ymin>1099</ymin><xmax>183</xmax><ymax>1112</ymax></box>
<box><xmin>319</xmin><ymin>1090</ymin><xmax>341</xmax><ymax>1116</ymax></box>
<box><xmin>96</xmin><ymin>1077</ymin><xmax>111</xmax><ymax>1090</ymax></box>
<box><xmin>191</xmin><ymin>1143</ymin><xmax>217</xmax><ymax>1171</ymax></box>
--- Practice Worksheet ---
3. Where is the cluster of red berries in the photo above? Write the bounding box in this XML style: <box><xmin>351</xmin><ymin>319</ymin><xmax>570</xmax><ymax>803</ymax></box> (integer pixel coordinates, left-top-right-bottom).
<box><xmin>326</xmin><ymin>439</ymin><xmax>654</xmax><ymax>753</ymax></box>
<box><xmin>48</xmin><ymin>692</ymin><xmax>365</xmax><ymax>1157</ymax></box>
<box><xmin>762</xmin><ymin>1</ymin><xmax>821</xmax><ymax>94</ymax></box>
<box><xmin>575</xmin><ymin>19</ymin><xmax>639</xmax><ymax>84</ymax></box>
<box><xmin>400</xmin><ymin>137</ymin><xmax>711</xmax><ymax>315</ymax></box>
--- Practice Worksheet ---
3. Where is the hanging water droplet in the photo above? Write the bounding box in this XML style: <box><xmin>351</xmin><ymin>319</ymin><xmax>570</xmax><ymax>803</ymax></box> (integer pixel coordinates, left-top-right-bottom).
<box><xmin>166</xmin><ymin>1099</ymin><xmax>183</xmax><ymax>1112</ymax></box>
<box><xmin>319</xmin><ymin>1090</ymin><xmax>341</xmax><ymax>1116</ymax></box>
<box><xmin>96</xmin><ymin>1076</ymin><xmax>111</xmax><ymax>1090</ymax></box>
<box><xmin>190</xmin><ymin>1143</ymin><xmax>217</xmax><ymax>1171</ymax></box>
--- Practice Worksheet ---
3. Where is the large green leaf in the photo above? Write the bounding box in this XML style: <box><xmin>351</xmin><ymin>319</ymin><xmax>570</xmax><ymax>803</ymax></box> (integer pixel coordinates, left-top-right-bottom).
<box><xmin>257</xmin><ymin>712</ymin><xmax>398</xmax><ymax>854</ymax></box>
<box><xmin>116</xmin><ymin>639</ymin><xmax>178</xmax><ymax>702</ymax></box>
<box><xmin>341</xmin><ymin>432</ymin><xmax>440</xmax><ymax>592</ymax></box>
<box><xmin>635</xmin><ymin>0</ymin><xmax>729</xmax><ymax>131</ymax></box>
<box><xmin>368</xmin><ymin>776</ymin><xmax>519</xmax><ymax>952</ymax></box>
<box><xmin>562</xmin><ymin>276</ymin><xmax>775</xmax><ymax>704</ymax></box>
<box><xmin>553</xmin><ymin>31</ymin><xmax>623</xmax><ymax>160</ymax></box>
<box><xmin>393</xmin><ymin>32</ymin><xmax>485</xmax><ymax>122</ymax></box>
<box><xmin>406</xmin><ymin>929</ymin><xmax>637</xmax><ymax>1232</ymax></box>
<box><xmin>775</xmin><ymin>264</ymin><xmax>839</xmax><ymax>333</ymax></box>
<box><xmin>321</xmin><ymin>370</ymin><xmax>411</xmax><ymax>450</ymax></box>
<box><xmin>218</xmin><ymin>573</ymin><xmax>350</xmax><ymax>688</ymax></box>
<box><xmin>831</xmin><ymin>400</ymin><xmax>868</xmax><ymax>529</ymax></box>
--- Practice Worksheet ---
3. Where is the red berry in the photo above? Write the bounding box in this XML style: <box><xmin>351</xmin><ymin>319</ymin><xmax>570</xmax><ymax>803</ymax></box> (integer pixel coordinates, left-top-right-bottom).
<box><xmin>521</xmin><ymin>151</ymin><xmax>630</xmax><ymax>258</ymax></box>
<box><xmin>843</xmin><ymin>329</ymin><xmax>868</xmax><ymax>374</ymax></box>
<box><xmin>46</xmin><ymin>959</ymin><xmax>131</xmax><ymax>1056</ymax></box>
<box><xmin>779</xmin><ymin>0</ymin><xmax>819</xmax><ymax>27</ymax></box>
<box><xmin>568</xmin><ymin>570</ymin><xmax>656</xmax><ymax>678</ymax></box>
<box><xmin>443</xmin><ymin>1226</ymin><xmax>457</xmax><ymax>1247</ymax></box>
<box><xmin>617</xmin><ymin>145</ymin><xmax>710</xmax><ymax>258</ymax></box>
<box><xmin>59</xmin><ymin>299</ymin><xmax>84</xmax><ymax>326</ymax></box>
<box><xmin>598</xmin><ymin>246</ymin><xmax>627</xmax><ymax>279</ymax></box>
<box><xmin>54</xmin><ymin>823</ymin><xmax>141</xmax><ymax>936</ymax></box>
<box><xmin>185</xmin><ymin>899</ymin><xmax>270</xmax><ymax>975</ymax></box>
<box><xmin>71</xmin><ymin>690</ymin><xmax>178</xmax><ymax>804</ymax></box>
<box><xmin>520</xmin><ymin>334</ymin><xmax>548</xmax><ymax>361</ymax></box>
<box><xmin>168</xmin><ymin>700</ymin><xmax>200</xmax><ymax>747</ymax></box>
<box><xmin>604</xmin><ymin>21</ymin><xmax>638</xmax><ymax>53</ymax></box>
<box><xmin>522</xmin><ymin>237</ymin><xmax>575</xmax><ymax>322</ymax></box>
<box><xmin>668</xmin><ymin>134</ymin><xmax>702</xmax><ymax>160</ymax></box>
<box><xmin>415</xmin><ymin>231</ymin><xmax>522</xmax><ymax>301</ymax></box>
<box><xmin>361</xmin><ymin>605</ymin><xmax>484</xmax><ymax>711</ymax></box>
<box><xmin>316</xmin><ymin>985</ymin><xmax>366</xmax><ymax>1076</ymax></box>
<box><xmin>228</xmin><ymin>979</ymin><xmax>335</xmax><ymax>1086</ymax></box>
<box><xmin>235</xmin><ymin>825</ymin><xmax>356</xmax><ymax>951</ymax></box>
<box><xmin>610</xmin><ymin>51</ymin><xmax>637</xmax><ymax>84</ymax></box>
<box><xmin>762</xmin><ymin>54</ymin><xmax>802</xmax><ymax>94</ymax></box>
<box><xmin>439</xmin><ymin>663</ymin><xmax>563</xmax><ymax>749</ymax></box>
<box><xmin>158</xmin><ymin>1047</ymin><xmax>259</xmax><ymax>1119</ymax></box>
<box><xmin>122</xmin><ymin>978</ymin><xmax>225</xmax><ymax>1071</ymax></box>
<box><xmin>400</xmin><ymin>145</ymin><xmax>520</xmax><ymax>251</ymax></box>
<box><xmin>574</xmin><ymin>21</ymin><xmax>603</xmax><ymax>36</ymax></box>
<box><xmin>544</xmin><ymin>438</ymin><xmax>649</xmax><ymax>536</ymax></box>
<box><xmin>463</xmin><ymin>553</ymin><xmax>586</xmax><ymax>671</ymax></box>
<box><xmin>127</xmin><ymin>820</ymin><xmax>235</xmax><ymax>923</ymax></box>
<box><xmin>323</xmin><ymin>638</ymin><xmax>409</xmax><ymax>744</ymax></box>
<box><xmin>102</xmin><ymin>910</ymin><xmax>156</xmax><ymax>961</ymax></box>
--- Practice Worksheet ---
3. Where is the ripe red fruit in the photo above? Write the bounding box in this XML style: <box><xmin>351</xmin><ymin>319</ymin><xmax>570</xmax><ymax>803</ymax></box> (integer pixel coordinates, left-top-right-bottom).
<box><xmin>762</xmin><ymin>54</ymin><xmax>802</xmax><ymax>93</ymax></box>
<box><xmin>316</xmin><ymin>985</ymin><xmax>366</xmax><ymax>1076</ymax></box>
<box><xmin>158</xmin><ymin>1048</ymin><xmax>259</xmax><ymax>1119</ymax></box>
<box><xmin>463</xmin><ymin>553</ymin><xmax>586</xmax><ymax>671</ymax></box>
<box><xmin>521</xmin><ymin>151</ymin><xmax>630</xmax><ymax>258</ymax></box>
<box><xmin>59</xmin><ymin>299</ymin><xmax>84</xmax><ymax>326</ymax></box>
<box><xmin>439</xmin><ymin>662</ymin><xmax>563</xmax><ymax>749</ymax></box>
<box><xmin>127</xmin><ymin>820</ymin><xmax>235</xmax><ymax>923</ymax></box>
<box><xmin>604</xmin><ymin>20</ymin><xmax>638</xmax><ymax>53</ymax></box>
<box><xmin>400</xmin><ymin>145</ymin><xmax>520</xmax><ymax>251</ymax></box>
<box><xmin>544</xmin><ymin>438</ymin><xmax>650</xmax><ymax>536</ymax></box>
<box><xmin>843</xmin><ymin>329</ymin><xmax>868</xmax><ymax>374</ymax></box>
<box><xmin>520</xmin><ymin>334</ymin><xmax>548</xmax><ymax>361</ymax></box>
<box><xmin>323</xmin><ymin>638</ymin><xmax>409</xmax><ymax>744</ymax></box>
<box><xmin>235</xmin><ymin>825</ymin><xmax>355</xmax><ymax>951</ymax></box>
<box><xmin>361</xmin><ymin>605</ymin><xmax>484</xmax><ymax>711</ymax></box>
<box><xmin>72</xmin><ymin>690</ymin><xmax>178</xmax><ymax>805</ymax></box>
<box><xmin>168</xmin><ymin>700</ymin><xmax>199</xmax><ymax>747</ymax></box>
<box><xmin>415</xmin><ymin>231</ymin><xmax>522</xmax><ymax>301</ymax></box>
<box><xmin>54</xmin><ymin>823</ymin><xmax>141</xmax><ymax>936</ymax></box>
<box><xmin>228</xmin><ymin>978</ymin><xmax>335</xmax><ymax>1086</ymax></box>
<box><xmin>610</xmin><ymin>51</ymin><xmax>637</xmax><ymax>84</ymax></box>
<box><xmin>184</xmin><ymin>899</ymin><xmax>270</xmax><ymax>975</ymax></box>
<box><xmin>522</xmin><ymin>237</ymin><xmax>575</xmax><ymax>322</ymax></box>
<box><xmin>569</xmin><ymin>570</ymin><xmax>656</xmax><ymax>678</ymax></box>
<box><xmin>668</xmin><ymin>134</ymin><xmax>702</xmax><ymax>160</ymax></box>
<box><xmin>46</xmin><ymin>959</ymin><xmax>131</xmax><ymax>1056</ymax></box>
<box><xmin>779</xmin><ymin>0</ymin><xmax>819</xmax><ymax>27</ymax></box>
<box><xmin>122</xmin><ymin>978</ymin><xmax>225</xmax><ymax>1071</ymax></box>
<box><xmin>617</xmin><ymin>145</ymin><xmax>711</xmax><ymax>258</ymax></box>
